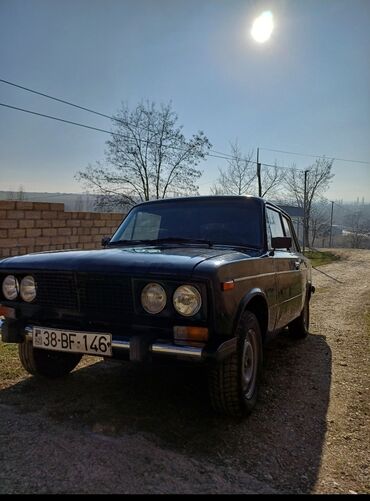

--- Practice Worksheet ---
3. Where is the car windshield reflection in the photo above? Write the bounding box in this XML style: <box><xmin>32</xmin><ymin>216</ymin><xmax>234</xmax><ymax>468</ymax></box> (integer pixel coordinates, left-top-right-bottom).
<box><xmin>110</xmin><ymin>198</ymin><xmax>263</xmax><ymax>250</ymax></box>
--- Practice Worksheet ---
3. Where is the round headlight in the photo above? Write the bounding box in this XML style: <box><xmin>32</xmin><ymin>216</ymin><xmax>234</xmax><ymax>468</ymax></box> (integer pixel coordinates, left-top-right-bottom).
<box><xmin>141</xmin><ymin>283</ymin><xmax>167</xmax><ymax>314</ymax></box>
<box><xmin>173</xmin><ymin>285</ymin><xmax>202</xmax><ymax>317</ymax></box>
<box><xmin>20</xmin><ymin>275</ymin><xmax>37</xmax><ymax>302</ymax></box>
<box><xmin>2</xmin><ymin>275</ymin><xmax>19</xmax><ymax>301</ymax></box>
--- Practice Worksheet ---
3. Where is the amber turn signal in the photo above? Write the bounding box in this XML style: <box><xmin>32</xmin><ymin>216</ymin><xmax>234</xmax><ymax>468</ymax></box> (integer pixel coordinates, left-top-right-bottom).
<box><xmin>221</xmin><ymin>280</ymin><xmax>235</xmax><ymax>291</ymax></box>
<box><xmin>173</xmin><ymin>326</ymin><xmax>209</xmax><ymax>343</ymax></box>
<box><xmin>0</xmin><ymin>306</ymin><xmax>16</xmax><ymax>319</ymax></box>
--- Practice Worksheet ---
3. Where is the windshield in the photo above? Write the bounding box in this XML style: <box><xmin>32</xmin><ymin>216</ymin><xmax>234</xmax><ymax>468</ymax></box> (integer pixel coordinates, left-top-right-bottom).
<box><xmin>110</xmin><ymin>198</ymin><xmax>263</xmax><ymax>249</ymax></box>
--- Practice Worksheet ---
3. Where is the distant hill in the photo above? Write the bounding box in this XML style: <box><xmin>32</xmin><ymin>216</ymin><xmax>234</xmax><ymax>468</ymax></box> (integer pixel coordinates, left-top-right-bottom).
<box><xmin>0</xmin><ymin>191</ymin><xmax>98</xmax><ymax>212</ymax></box>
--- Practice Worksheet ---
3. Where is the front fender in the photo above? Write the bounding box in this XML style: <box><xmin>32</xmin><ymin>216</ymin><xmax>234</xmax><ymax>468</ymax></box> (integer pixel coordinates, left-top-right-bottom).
<box><xmin>232</xmin><ymin>288</ymin><xmax>269</xmax><ymax>339</ymax></box>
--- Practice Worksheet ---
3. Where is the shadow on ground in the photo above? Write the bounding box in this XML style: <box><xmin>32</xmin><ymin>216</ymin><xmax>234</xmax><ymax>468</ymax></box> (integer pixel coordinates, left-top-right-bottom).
<box><xmin>0</xmin><ymin>331</ymin><xmax>331</xmax><ymax>493</ymax></box>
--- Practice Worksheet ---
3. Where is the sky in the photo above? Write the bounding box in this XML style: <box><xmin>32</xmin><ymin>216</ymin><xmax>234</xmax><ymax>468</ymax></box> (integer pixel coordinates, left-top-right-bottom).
<box><xmin>0</xmin><ymin>0</ymin><xmax>369</xmax><ymax>202</ymax></box>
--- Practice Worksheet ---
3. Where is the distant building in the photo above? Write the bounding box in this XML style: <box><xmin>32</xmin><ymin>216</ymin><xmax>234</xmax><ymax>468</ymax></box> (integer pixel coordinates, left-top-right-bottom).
<box><xmin>278</xmin><ymin>205</ymin><xmax>304</xmax><ymax>218</ymax></box>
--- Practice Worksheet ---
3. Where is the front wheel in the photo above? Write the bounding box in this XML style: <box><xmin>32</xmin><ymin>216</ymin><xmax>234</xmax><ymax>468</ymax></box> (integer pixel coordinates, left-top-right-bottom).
<box><xmin>18</xmin><ymin>341</ymin><xmax>82</xmax><ymax>378</ymax></box>
<box><xmin>207</xmin><ymin>311</ymin><xmax>263</xmax><ymax>417</ymax></box>
<box><xmin>288</xmin><ymin>297</ymin><xmax>309</xmax><ymax>339</ymax></box>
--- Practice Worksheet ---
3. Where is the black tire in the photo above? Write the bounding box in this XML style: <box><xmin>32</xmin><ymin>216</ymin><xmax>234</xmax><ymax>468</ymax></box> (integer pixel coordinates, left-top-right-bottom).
<box><xmin>288</xmin><ymin>296</ymin><xmax>309</xmax><ymax>339</ymax></box>
<box><xmin>18</xmin><ymin>341</ymin><xmax>82</xmax><ymax>379</ymax></box>
<box><xmin>208</xmin><ymin>310</ymin><xmax>263</xmax><ymax>417</ymax></box>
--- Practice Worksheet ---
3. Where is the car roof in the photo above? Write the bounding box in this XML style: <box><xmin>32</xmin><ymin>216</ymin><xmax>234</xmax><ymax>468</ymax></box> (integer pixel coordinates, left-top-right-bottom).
<box><xmin>136</xmin><ymin>195</ymin><xmax>260</xmax><ymax>204</ymax></box>
<box><xmin>133</xmin><ymin>195</ymin><xmax>291</xmax><ymax>219</ymax></box>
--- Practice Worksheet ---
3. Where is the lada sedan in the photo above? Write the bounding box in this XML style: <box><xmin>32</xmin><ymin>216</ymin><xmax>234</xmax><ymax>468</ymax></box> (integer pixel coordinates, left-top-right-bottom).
<box><xmin>0</xmin><ymin>196</ymin><xmax>314</xmax><ymax>416</ymax></box>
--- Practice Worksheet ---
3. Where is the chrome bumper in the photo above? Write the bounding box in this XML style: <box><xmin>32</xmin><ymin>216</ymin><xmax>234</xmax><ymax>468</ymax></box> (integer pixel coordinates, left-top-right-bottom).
<box><xmin>18</xmin><ymin>325</ymin><xmax>203</xmax><ymax>360</ymax></box>
<box><xmin>0</xmin><ymin>320</ymin><xmax>235</xmax><ymax>362</ymax></box>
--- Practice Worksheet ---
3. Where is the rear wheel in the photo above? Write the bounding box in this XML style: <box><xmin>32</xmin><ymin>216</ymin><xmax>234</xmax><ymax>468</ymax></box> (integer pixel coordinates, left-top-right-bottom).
<box><xmin>208</xmin><ymin>311</ymin><xmax>263</xmax><ymax>417</ymax></box>
<box><xmin>18</xmin><ymin>341</ymin><xmax>82</xmax><ymax>378</ymax></box>
<box><xmin>288</xmin><ymin>296</ymin><xmax>309</xmax><ymax>339</ymax></box>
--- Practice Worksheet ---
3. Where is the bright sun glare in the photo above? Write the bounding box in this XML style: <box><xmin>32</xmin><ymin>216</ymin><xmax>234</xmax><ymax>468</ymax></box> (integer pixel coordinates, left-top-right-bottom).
<box><xmin>251</xmin><ymin>11</ymin><xmax>274</xmax><ymax>43</ymax></box>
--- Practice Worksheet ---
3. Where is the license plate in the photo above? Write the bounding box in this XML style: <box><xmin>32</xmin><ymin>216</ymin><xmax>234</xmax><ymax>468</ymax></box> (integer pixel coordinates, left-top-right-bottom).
<box><xmin>32</xmin><ymin>327</ymin><xmax>112</xmax><ymax>357</ymax></box>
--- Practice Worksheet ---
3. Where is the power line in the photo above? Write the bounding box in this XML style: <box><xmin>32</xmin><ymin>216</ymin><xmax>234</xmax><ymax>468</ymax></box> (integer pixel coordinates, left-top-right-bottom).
<box><xmin>0</xmin><ymin>101</ymin><xmax>131</xmax><ymax>136</ymax></box>
<box><xmin>0</xmin><ymin>78</ymin><xmax>309</xmax><ymax>171</ymax></box>
<box><xmin>0</xmin><ymin>101</ymin><xmax>301</xmax><ymax>172</ymax></box>
<box><xmin>0</xmin><ymin>101</ymin><xmax>234</xmax><ymax>162</ymax></box>
<box><xmin>259</xmin><ymin>147</ymin><xmax>370</xmax><ymax>166</ymax></box>
<box><xmin>2</xmin><ymin>78</ymin><xmax>368</xmax><ymax>171</ymax></box>
<box><xmin>0</xmin><ymin>78</ymin><xmax>239</xmax><ymax>161</ymax></box>
<box><xmin>0</xmin><ymin>77</ymin><xmax>162</xmax><ymax>137</ymax></box>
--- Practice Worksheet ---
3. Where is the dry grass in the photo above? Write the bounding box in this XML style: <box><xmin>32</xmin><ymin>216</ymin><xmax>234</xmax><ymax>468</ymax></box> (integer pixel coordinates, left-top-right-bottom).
<box><xmin>0</xmin><ymin>343</ymin><xmax>25</xmax><ymax>386</ymax></box>
<box><xmin>304</xmin><ymin>249</ymin><xmax>340</xmax><ymax>267</ymax></box>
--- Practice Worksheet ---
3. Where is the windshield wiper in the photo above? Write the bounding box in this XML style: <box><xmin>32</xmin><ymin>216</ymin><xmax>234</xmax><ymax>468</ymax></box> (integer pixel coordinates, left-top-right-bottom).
<box><xmin>108</xmin><ymin>237</ymin><xmax>213</xmax><ymax>247</ymax></box>
<box><xmin>108</xmin><ymin>238</ymin><xmax>261</xmax><ymax>251</ymax></box>
<box><xmin>150</xmin><ymin>237</ymin><xmax>213</xmax><ymax>247</ymax></box>
<box><xmin>212</xmin><ymin>243</ymin><xmax>261</xmax><ymax>252</ymax></box>
<box><xmin>107</xmin><ymin>239</ymin><xmax>157</xmax><ymax>246</ymax></box>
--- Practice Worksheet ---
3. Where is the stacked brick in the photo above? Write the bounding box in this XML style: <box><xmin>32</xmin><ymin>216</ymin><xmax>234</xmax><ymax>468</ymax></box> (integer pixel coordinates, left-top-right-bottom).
<box><xmin>0</xmin><ymin>201</ymin><xmax>125</xmax><ymax>258</ymax></box>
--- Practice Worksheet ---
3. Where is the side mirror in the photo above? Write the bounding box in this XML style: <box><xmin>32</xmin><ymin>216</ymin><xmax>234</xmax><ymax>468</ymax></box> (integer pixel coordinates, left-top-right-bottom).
<box><xmin>101</xmin><ymin>236</ymin><xmax>111</xmax><ymax>247</ymax></box>
<box><xmin>271</xmin><ymin>236</ymin><xmax>292</xmax><ymax>250</ymax></box>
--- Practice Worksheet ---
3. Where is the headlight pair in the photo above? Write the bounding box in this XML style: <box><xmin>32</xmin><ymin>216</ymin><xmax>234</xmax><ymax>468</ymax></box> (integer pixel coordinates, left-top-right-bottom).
<box><xmin>141</xmin><ymin>283</ymin><xmax>201</xmax><ymax>317</ymax></box>
<box><xmin>2</xmin><ymin>275</ymin><xmax>36</xmax><ymax>302</ymax></box>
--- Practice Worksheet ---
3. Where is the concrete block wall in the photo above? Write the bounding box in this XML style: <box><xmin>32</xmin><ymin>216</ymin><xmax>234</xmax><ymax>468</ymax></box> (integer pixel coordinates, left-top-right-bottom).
<box><xmin>0</xmin><ymin>201</ymin><xmax>125</xmax><ymax>258</ymax></box>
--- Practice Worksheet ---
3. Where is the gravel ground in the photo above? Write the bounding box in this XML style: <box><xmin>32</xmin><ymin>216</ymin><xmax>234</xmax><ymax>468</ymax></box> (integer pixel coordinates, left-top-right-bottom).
<box><xmin>0</xmin><ymin>249</ymin><xmax>369</xmax><ymax>494</ymax></box>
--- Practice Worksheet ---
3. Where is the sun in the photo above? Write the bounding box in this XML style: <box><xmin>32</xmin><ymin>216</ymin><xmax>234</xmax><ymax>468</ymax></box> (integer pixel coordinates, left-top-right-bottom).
<box><xmin>251</xmin><ymin>11</ymin><xmax>274</xmax><ymax>43</ymax></box>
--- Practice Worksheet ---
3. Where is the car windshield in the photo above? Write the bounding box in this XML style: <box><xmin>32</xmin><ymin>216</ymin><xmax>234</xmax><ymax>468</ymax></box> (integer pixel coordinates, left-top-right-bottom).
<box><xmin>110</xmin><ymin>198</ymin><xmax>263</xmax><ymax>249</ymax></box>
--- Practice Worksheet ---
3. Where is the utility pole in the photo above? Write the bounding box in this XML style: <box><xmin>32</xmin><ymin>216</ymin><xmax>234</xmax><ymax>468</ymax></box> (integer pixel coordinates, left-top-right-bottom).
<box><xmin>302</xmin><ymin>169</ymin><xmax>309</xmax><ymax>253</ymax></box>
<box><xmin>257</xmin><ymin>148</ymin><xmax>262</xmax><ymax>197</ymax></box>
<box><xmin>329</xmin><ymin>200</ymin><xmax>334</xmax><ymax>247</ymax></box>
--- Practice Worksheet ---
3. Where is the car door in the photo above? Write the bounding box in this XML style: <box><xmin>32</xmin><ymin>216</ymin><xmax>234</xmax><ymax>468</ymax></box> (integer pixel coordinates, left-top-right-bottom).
<box><xmin>281</xmin><ymin>213</ymin><xmax>308</xmax><ymax>319</ymax></box>
<box><xmin>266</xmin><ymin>207</ymin><xmax>304</xmax><ymax>329</ymax></box>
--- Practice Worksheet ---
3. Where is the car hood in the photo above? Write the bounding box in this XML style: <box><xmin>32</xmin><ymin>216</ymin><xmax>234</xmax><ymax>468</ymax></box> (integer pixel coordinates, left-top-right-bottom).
<box><xmin>0</xmin><ymin>246</ymin><xmax>254</xmax><ymax>277</ymax></box>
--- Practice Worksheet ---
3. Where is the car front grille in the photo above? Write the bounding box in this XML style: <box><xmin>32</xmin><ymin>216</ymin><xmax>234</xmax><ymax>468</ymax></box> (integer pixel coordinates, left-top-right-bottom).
<box><xmin>34</xmin><ymin>272</ymin><xmax>133</xmax><ymax>319</ymax></box>
<box><xmin>36</xmin><ymin>272</ymin><xmax>77</xmax><ymax>310</ymax></box>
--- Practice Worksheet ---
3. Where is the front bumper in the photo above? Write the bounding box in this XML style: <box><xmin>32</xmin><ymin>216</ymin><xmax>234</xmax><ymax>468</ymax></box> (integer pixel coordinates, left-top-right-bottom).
<box><xmin>0</xmin><ymin>319</ymin><xmax>236</xmax><ymax>363</ymax></box>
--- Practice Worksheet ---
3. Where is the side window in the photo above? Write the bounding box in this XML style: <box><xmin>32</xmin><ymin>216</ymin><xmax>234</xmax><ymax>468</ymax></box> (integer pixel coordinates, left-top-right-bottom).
<box><xmin>282</xmin><ymin>215</ymin><xmax>298</xmax><ymax>252</ymax></box>
<box><xmin>282</xmin><ymin>216</ymin><xmax>291</xmax><ymax>238</ymax></box>
<box><xmin>266</xmin><ymin>208</ymin><xmax>284</xmax><ymax>248</ymax></box>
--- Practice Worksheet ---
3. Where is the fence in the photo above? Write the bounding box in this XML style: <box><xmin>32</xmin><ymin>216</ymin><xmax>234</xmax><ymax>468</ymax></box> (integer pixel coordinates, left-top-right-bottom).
<box><xmin>0</xmin><ymin>201</ymin><xmax>125</xmax><ymax>258</ymax></box>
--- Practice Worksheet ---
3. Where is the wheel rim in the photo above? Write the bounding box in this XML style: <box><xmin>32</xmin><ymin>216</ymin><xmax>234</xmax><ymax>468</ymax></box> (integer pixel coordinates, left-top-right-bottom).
<box><xmin>241</xmin><ymin>328</ymin><xmax>258</xmax><ymax>400</ymax></box>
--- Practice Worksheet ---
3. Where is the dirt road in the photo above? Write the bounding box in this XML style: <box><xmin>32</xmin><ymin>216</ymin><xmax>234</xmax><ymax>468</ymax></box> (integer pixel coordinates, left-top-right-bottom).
<box><xmin>0</xmin><ymin>249</ymin><xmax>369</xmax><ymax>494</ymax></box>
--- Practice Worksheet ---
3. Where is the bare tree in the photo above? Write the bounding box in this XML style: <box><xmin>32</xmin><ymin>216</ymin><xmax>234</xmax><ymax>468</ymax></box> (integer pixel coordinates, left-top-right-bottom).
<box><xmin>210</xmin><ymin>143</ymin><xmax>284</xmax><ymax>198</ymax></box>
<box><xmin>344</xmin><ymin>211</ymin><xmax>370</xmax><ymax>248</ymax></box>
<box><xmin>284</xmin><ymin>158</ymin><xmax>334</xmax><ymax>247</ymax></box>
<box><xmin>309</xmin><ymin>200</ymin><xmax>330</xmax><ymax>247</ymax></box>
<box><xmin>210</xmin><ymin>142</ymin><xmax>256</xmax><ymax>196</ymax></box>
<box><xmin>76</xmin><ymin>101</ymin><xmax>211</xmax><ymax>210</ymax></box>
<box><xmin>260</xmin><ymin>163</ymin><xmax>285</xmax><ymax>198</ymax></box>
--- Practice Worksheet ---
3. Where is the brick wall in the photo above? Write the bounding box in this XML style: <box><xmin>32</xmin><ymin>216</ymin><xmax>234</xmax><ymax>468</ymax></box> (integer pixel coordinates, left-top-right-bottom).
<box><xmin>0</xmin><ymin>201</ymin><xmax>125</xmax><ymax>258</ymax></box>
